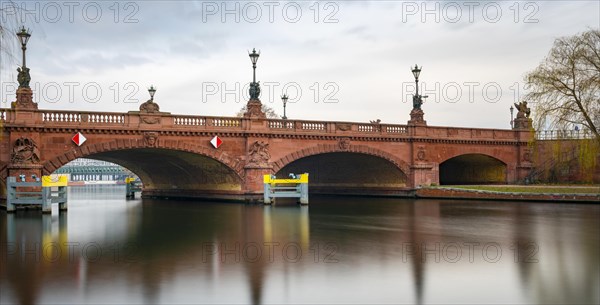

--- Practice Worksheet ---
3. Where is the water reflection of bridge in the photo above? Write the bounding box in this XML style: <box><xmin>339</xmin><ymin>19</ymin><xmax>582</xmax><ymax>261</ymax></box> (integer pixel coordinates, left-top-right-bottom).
<box><xmin>1</xmin><ymin>196</ymin><xmax>598</xmax><ymax>304</ymax></box>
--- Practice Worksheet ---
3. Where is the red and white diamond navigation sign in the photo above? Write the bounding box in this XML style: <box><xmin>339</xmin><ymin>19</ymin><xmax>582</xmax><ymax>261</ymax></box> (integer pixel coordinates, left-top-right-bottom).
<box><xmin>210</xmin><ymin>136</ymin><xmax>222</xmax><ymax>149</ymax></box>
<box><xmin>72</xmin><ymin>132</ymin><xmax>87</xmax><ymax>146</ymax></box>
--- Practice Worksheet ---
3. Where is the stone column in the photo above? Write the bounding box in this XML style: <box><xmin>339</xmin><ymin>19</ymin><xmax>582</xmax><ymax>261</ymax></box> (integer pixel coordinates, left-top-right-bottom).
<box><xmin>12</xmin><ymin>87</ymin><xmax>37</xmax><ymax>110</ymax></box>
<box><xmin>243</xmin><ymin>165</ymin><xmax>273</xmax><ymax>201</ymax></box>
<box><xmin>410</xmin><ymin>145</ymin><xmax>437</xmax><ymax>187</ymax></box>
<box><xmin>244</xmin><ymin>99</ymin><xmax>266</xmax><ymax>119</ymax></box>
<box><xmin>513</xmin><ymin>117</ymin><xmax>534</xmax><ymax>183</ymax></box>
<box><xmin>408</xmin><ymin>108</ymin><xmax>427</xmax><ymax>126</ymax></box>
<box><xmin>243</xmin><ymin>139</ymin><xmax>273</xmax><ymax>201</ymax></box>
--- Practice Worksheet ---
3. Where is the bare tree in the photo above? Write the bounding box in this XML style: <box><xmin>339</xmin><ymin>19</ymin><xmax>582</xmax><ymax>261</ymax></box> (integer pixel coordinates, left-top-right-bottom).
<box><xmin>0</xmin><ymin>1</ymin><xmax>21</xmax><ymax>67</ymax></box>
<box><xmin>524</xmin><ymin>29</ymin><xmax>600</xmax><ymax>142</ymax></box>
<box><xmin>236</xmin><ymin>104</ymin><xmax>280</xmax><ymax>119</ymax></box>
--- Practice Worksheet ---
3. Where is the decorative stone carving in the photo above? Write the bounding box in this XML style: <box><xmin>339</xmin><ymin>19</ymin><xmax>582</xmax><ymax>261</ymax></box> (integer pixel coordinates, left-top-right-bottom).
<box><xmin>514</xmin><ymin>101</ymin><xmax>531</xmax><ymax>119</ymax></box>
<box><xmin>446</xmin><ymin>128</ymin><xmax>458</xmax><ymax>136</ymax></box>
<box><xmin>139</xmin><ymin>99</ymin><xmax>160</xmax><ymax>113</ymax></box>
<box><xmin>144</xmin><ymin>132</ymin><xmax>159</xmax><ymax>147</ymax></box>
<box><xmin>336</xmin><ymin>123</ymin><xmax>352</xmax><ymax>131</ymax></box>
<box><xmin>338</xmin><ymin>137</ymin><xmax>351</xmax><ymax>151</ymax></box>
<box><xmin>244</xmin><ymin>100</ymin><xmax>266</xmax><ymax>119</ymax></box>
<box><xmin>408</xmin><ymin>108</ymin><xmax>426</xmax><ymax>126</ymax></box>
<box><xmin>247</xmin><ymin>141</ymin><xmax>270</xmax><ymax>167</ymax></box>
<box><xmin>416</xmin><ymin>146</ymin><xmax>427</xmax><ymax>161</ymax></box>
<box><xmin>522</xmin><ymin>148</ymin><xmax>532</xmax><ymax>162</ymax></box>
<box><xmin>12</xmin><ymin>87</ymin><xmax>38</xmax><ymax>110</ymax></box>
<box><xmin>11</xmin><ymin>137</ymin><xmax>40</xmax><ymax>164</ymax></box>
<box><xmin>141</xmin><ymin>116</ymin><xmax>160</xmax><ymax>124</ymax></box>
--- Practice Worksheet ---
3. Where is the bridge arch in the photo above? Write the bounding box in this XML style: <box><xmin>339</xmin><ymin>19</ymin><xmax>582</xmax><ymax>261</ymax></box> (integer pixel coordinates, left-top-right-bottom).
<box><xmin>439</xmin><ymin>153</ymin><xmax>507</xmax><ymax>185</ymax></box>
<box><xmin>272</xmin><ymin>144</ymin><xmax>412</xmax><ymax>193</ymax></box>
<box><xmin>42</xmin><ymin>139</ymin><xmax>245</xmax><ymax>199</ymax></box>
<box><xmin>273</xmin><ymin>144</ymin><xmax>411</xmax><ymax>175</ymax></box>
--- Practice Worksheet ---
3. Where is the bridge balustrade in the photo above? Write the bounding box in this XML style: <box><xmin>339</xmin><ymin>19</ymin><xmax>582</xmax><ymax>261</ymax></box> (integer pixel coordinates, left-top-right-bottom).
<box><xmin>40</xmin><ymin>110</ymin><xmax>126</xmax><ymax>125</ymax></box>
<box><xmin>174</xmin><ymin>116</ymin><xmax>206</xmax><ymax>126</ymax></box>
<box><xmin>1</xmin><ymin>107</ymin><xmax>534</xmax><ymax>141</ymax></box>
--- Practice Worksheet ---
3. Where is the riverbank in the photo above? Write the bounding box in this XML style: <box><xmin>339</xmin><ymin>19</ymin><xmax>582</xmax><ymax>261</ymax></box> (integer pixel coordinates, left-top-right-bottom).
<box><xmin>417</xmin><ymin>185</ymin><xmax>600</xmax><ymax>203</ymax></box>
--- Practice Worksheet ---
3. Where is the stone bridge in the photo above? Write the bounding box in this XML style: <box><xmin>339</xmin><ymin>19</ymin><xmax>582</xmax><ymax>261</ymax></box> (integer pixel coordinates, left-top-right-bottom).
<box><xmin>0</xmin><ymin>89</ymin><xmax>534</xmax><ymax>201</ymax></box>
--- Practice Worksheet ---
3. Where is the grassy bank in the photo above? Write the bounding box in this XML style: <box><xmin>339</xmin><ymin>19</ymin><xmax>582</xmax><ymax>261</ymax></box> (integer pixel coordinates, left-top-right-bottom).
<box><xmin>438</xmin><ymin>185</ymin><xmax>600</xmax><ymax>194</ymax></box>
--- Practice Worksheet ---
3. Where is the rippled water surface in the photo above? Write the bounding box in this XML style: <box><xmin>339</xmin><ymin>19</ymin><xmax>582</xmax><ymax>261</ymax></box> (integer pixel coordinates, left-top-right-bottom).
<box><xmin>1</xmin><ymin>185</ymin><xmax>599</xmax><ymax>304</ymax></box>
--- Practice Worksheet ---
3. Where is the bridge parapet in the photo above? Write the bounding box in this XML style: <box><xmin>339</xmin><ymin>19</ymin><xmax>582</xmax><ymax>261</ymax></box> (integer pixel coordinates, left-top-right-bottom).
<box><xmin>1</xmin><ymin>108</ymin><xmax>526</xmax><ymax>143</ymax></box>
<box><xmin>267</xmin><ymin>118</ymin><xmax>408</xmax><ymax>135</ymax></box>
<box><xmin>424</xmin><ymin>126</ymin><xmax>519</xmax><ymax>141</ymax></box>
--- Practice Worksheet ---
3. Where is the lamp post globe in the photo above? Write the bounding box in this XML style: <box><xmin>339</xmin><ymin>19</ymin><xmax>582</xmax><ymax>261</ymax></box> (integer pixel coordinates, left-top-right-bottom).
<box><xmin>148</xmin><ymin>85</ymin><xmax>157</xmax><ymax>100</ymax></box>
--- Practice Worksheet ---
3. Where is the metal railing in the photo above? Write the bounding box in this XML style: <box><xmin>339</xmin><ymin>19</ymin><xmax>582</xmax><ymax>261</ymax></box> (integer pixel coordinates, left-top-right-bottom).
<box><xmin>535</xmin><ymin>130</ymin><xmax>595</xmax><ymax>140</ymax></box>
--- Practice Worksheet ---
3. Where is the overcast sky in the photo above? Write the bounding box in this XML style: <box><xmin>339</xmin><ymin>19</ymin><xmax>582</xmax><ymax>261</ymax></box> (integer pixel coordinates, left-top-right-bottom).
<box><xmin>1</xmin><ymin>1</ymin><xmax>598</xmax><ymax>129</ymax></box>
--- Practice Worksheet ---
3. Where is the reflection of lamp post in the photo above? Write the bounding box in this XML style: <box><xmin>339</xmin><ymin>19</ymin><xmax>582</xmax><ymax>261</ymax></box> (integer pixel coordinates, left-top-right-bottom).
<box><xmin>510</xmin><ymin>105</ymin><xmax>514</xmax><ymax>128</ymax></box>
<box><xmin>148</xmin><ymin>85</ymin><xmax>156</xmax><ymax>100</ymax></box>
<box><xmin>281</xmin><ymin>94</ymin><xmax>288</xmax><ymax>120</ymax></box>
<box><xmin>16</xmin><ymin>26</ymin><xmax>31</xmax><ymax>69</ymax></box>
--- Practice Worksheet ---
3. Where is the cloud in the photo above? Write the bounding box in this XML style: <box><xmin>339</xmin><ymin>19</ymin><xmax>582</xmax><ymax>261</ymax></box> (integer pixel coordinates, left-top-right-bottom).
<box><xmin>1</xmin><ymin>1</ymin><xmax>598</xmax><ymax>129</ymax></box>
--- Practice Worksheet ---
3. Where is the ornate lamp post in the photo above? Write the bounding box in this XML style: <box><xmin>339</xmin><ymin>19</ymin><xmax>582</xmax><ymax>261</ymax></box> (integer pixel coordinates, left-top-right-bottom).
<box><xmin>412</xmin><ymin>64</ymin><xmax>421</xmax><ymax>102</ymax></box>
<box><xmin>281</xmin><ymin>94</ymin><xmax>289</xmax><ymax>120</ymax></box>
<box><xmin>408</xmin><ymin>64</ymin><xmax>427</xmax><ymax>126</ymax></box>
<box><xmin>17</xmin><ymin>26</ymin><xmax>31</xmax><ymax>70</ymax></box>
<box><xmin>244</xmin><ymin>48</ymin><xmax>266</xmax><ymax>118</ymax></box>
<box><xmin>510</xmin><ymin>105</ymin><xmax>514</xmax><ymax>128</ymax></box>
<box><xmin>12</xmin><ymin>26</ymin><xmax>36</xmax><ymax>109</ymax></box>
<box><xmin>249</xmin><ymin>48</ymin><xmax>259</xmax><ymax>84</ymax></box>
<box><xmin>248</xmin><ymin>48</ymin><xmax>261</xmax><ymax>100</ymax></box>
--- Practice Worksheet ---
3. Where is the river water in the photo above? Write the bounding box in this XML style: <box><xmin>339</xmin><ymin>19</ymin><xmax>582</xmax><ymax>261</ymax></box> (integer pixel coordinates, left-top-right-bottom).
<box><xmin>1</xmin><ymin>185</ymin><xmax>599</xmax><ymax>304</ymax></box>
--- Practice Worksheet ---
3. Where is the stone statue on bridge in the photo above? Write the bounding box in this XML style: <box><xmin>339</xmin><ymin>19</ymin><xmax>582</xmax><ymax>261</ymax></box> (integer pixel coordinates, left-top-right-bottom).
<box><xmin>249</xmin><ymin>81</ymin><xmax>261</xmax><ymax>100</ymax></box>
<box><xmin>17</xmin><ymin>67</ymin><xmax>31</xmax><ymax>88</ymax></box>
<box><xmin>514</xmin><ymin>101</ymin><xmax>531</xmax><ymax>119</ymax></box>
<box><xmin>412</xmin><ymin>94</ymin><xmax>423</xmax><ymax>110</ymax></box>
<box><xmin>513</xmin><ymin>101</ymin><xmax>532</xmax><ymax>129</ymax></box>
